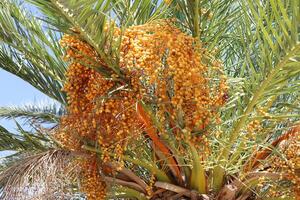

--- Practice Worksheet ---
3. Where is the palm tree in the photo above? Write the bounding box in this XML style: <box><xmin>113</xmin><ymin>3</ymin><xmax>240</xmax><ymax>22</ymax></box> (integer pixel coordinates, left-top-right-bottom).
<box><xmin>0</xmin><ymin>0</ymin><xmax>299</xmax><ymax>199</ymax></box>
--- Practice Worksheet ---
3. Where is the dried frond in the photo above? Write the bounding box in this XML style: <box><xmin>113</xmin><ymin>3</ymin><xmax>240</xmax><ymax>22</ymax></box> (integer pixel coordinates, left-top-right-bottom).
<box><xmin>0</xmin><ymin>150</ymin><xmax>79</xmax><ymax>200</ymax></box>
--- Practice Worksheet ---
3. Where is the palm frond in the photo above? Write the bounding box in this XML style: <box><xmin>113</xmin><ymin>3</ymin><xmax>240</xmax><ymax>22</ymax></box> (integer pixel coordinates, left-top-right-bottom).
<box><xmin>212</xmin><ymin>0</ymin><xmax>300</xmax><ymax>190</ymax></box>
<box><xmin>111</xmin><ymin>0</ymin><xmax>169</xmax><ymax>26</ymax></box>
<box><xmin>0</xmin><ymin>126</ymin><xmax>27</xmax><ymax>152</ymax></box>
<box><xmin>27</xmin><ymin>0</ymin><xmax>122</xmax><ymax>75</ymax></box>
<box><xmin>170</xmin><ymin>0</ymin><xmax>242</xmax><ymax>43</ymax></box>
<box><xmin>0</xmin><ymin>1</ymin><xmax>67</xmax><ymax>104</ymax></box>
<box><xmin>0</xmin><ymin>102</ymin><xmax>65</xmax><ymax>124</ymax></box>
<box><xmin>0</xmin><ymin>121</ymin><xmax>55</xmax><ymax>152</ymax></box>
<box><xmin>0</xmin><ymin>150</ymin><xmax>78</xmax><ymax>200</ymax></box>
<box><xmin>226</xmin><ymin>0</ymin><xmax>300</xmax><ymax>149</ymax></box>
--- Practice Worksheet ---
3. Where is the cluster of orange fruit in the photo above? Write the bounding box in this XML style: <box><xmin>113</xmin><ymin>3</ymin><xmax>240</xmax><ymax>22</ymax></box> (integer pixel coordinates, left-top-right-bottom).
<box><xmin>59</xmin><ymin>20</ymin><xmax>227</xmax><ymax>157</ymax></box>
<box><xmin>57</xmin><ymin>20</ymin><xmax>227</xmax><ymax>199</ymax></box>
<box><xmin>120</xmin><ymin>21</ymin><xmax>227</xmax><ymax>146</ymax></box>
<box><xmin>268</xmin><ymin>133</ymin><xmax>300</xmax><ymax>197</ymax></box>
<box><xmin>80</xmin><ymin>157</ymin><xmax>107</xmax><ymax>200</ymax></box>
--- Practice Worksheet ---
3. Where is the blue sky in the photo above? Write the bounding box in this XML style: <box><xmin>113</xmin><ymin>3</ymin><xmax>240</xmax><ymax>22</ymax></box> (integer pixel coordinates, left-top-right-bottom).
<box><xmin>0</xmin><ymin>69</ymin><xmax>50</xmax><ymax>132</ymax></box>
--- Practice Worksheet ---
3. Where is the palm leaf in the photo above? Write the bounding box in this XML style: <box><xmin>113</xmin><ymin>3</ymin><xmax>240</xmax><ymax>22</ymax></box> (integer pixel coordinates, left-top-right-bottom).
<box><xmin>111</xmin><ymin>0</ymin><xmax>169</xmax><ymax>26</ymax></box>
<box><xmin>212</xmin><ymin>0</ymin><xmax>300</xmax><ymax>191</ymax></box>
<box><xmin>0</xmin><ymin>102</ymin><xmax>65</xmax><ymax>124</ymax></box>
<box><xmin>0</xmin><ymin>124</ymin><xmax>49</xmax><ymax>152</ymax></box>
<box><xmin>189</xmin><ymin>144</ymin><xmax>206</xmax><ymax>194</ymax></box>
<box><xmin>0</xmin><ymin>1</ymin><xmax>67</xmax><ymax>104</ymax></box>
<box><xmin>27</xmin><ymin>0</ymin><xmax>123</xmax><ymax>76</ymax></box>
<box><xmin>0</xmin><ymin>150</ymin><xmax>77</xmax><ymax>200</ymax></box>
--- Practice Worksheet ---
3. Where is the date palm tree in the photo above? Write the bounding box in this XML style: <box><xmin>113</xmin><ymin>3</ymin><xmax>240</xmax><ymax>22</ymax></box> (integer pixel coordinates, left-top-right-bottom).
<box><xmin>0</xmin><ymin>0</ymin><xmax>299</xmax><ymax>199</ymax></box>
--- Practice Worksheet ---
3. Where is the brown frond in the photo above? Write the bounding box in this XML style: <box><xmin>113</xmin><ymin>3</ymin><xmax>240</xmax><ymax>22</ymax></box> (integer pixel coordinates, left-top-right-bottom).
<box><xmin>0</xmin><ymin>150</ymin><xmax>78</xmax><ymax>200</ymax></box>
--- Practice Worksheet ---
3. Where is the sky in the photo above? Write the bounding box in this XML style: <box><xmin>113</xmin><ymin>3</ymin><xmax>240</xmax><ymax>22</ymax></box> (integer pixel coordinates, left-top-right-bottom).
<box><xmin>0</xmin><ymin>69</ymin><xmax>51</xmax><ymax>132</ymax></box>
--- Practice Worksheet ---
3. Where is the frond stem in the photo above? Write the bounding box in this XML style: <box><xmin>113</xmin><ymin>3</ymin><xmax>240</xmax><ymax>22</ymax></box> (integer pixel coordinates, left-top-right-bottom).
<box><xmin>193</xmin><ymin>0</ymin><xmax>200</xmax><ymax>39</ymax></box>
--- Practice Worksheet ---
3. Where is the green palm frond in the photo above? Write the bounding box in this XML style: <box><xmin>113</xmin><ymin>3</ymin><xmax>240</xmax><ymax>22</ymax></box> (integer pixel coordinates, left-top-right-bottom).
<box><xmin>0</xmin><ymin>103</ymin><xmax>65</xmax><ymax>124</ymax></box>
<box><xmin>212</xmin><ymin>0</ymin><xmax>300</xmax><ymax>191</ymax></box>
<box><xmin>169</xmin><ymin>0</ymin><xmax>201</xmax><ymax>37</ymax></box>
<box><xmin>0</xmin><ymin>1</ymin><xmax>67</xmax><ymax>104</ymax></box>
<box><xmin>0</xmin><ymin>125</ymin><xmax>29</xmax><ymax>152</ymax></box>
<box><xmin>225</xmin><ymin>0</ymin><xmax>300</xmax><ymax>146</ymax></box>
<box><xmin>27</xmin><ymin>0</ymin><xmax>123</xmax><ymax>76</ymax></box>
<box><xmin>0</xmin><ymin>123</ymin><xmax>52</xmax><ymax>152</ymax></box>
<box><xmin>111</xmin><ymin>0</ymin><xmax>169</xmax><ymax>26</ymax></box>
<box><xmin>200</xmin><ymin>0</ymin><xmax>245</xmax><ymax>66</ymax></box>
<box><xmin>170</xmin><ymin>0</ymin><xmax>242</xmax><ymax>44</ymax></box>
